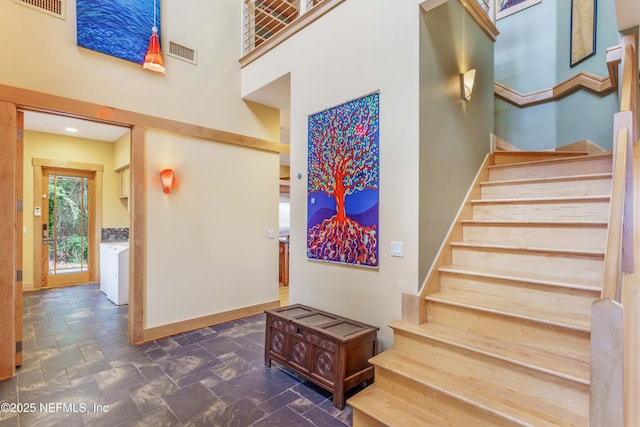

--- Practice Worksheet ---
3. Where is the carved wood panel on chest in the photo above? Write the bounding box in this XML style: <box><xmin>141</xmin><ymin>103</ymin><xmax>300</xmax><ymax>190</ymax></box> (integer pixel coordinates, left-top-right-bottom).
<box><xmin>265</xmin><ymin>304</ymin><xmax>378</xmax><ymax>409</ymax></box>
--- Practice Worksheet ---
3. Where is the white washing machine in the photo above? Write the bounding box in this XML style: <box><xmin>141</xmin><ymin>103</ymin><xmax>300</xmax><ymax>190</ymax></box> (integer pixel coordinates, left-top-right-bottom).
<box><xmin>99</xmin><ymin>241</ymin><xmax>130</xmax><ymax>305</ymax></box>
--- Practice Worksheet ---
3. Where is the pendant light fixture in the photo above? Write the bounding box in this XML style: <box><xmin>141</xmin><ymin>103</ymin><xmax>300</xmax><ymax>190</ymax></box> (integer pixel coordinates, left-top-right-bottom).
<box><xmin>143</xmin><ymin>0</ymin><xmax>165</xmax><ymax>74</ymax></box>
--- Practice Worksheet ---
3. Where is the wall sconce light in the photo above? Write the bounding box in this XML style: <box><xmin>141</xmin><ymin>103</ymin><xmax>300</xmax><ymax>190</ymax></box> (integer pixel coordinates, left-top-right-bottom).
<box><xmin>460</xmin><ymin>69</ymin><xmax>477</xmax><ymax>100</ymax></box>
<box><xmin>160</xmin><ymin>169</ymin><xmax>174</xmax><ymax>193</ymax></box>
<box><xmin>143</xmin><ymin>0</ymin><xmax>165</xmax><ymax>74</ymax></box>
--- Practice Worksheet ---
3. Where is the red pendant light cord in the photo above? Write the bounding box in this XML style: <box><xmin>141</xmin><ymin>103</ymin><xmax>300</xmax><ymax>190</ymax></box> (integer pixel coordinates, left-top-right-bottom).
<box><xmin>143</xmin><ymin>0</ymin><xmax>165</xmax><ymax>73</ymax></box>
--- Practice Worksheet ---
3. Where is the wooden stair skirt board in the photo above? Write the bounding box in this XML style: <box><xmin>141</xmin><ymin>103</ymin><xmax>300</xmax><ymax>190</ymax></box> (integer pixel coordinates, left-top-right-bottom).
<box><xmin>348</xmin><ymin>152</ymin><xmax>612</xmax><ymax>426</ymax></box>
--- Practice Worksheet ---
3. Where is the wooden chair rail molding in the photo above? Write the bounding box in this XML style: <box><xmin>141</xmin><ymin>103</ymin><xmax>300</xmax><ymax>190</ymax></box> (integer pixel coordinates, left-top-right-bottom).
<box><xmin>495</xmin><ymin>44</ymin><xmax>622</xmax><ymax>107</ymax></box>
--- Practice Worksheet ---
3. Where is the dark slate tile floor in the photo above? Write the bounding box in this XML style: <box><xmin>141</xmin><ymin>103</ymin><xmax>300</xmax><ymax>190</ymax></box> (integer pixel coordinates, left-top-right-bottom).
<box><xmin>0</xmin><ymin>284</ymin><xmax>361</xmax><ymax>426</ymax></box>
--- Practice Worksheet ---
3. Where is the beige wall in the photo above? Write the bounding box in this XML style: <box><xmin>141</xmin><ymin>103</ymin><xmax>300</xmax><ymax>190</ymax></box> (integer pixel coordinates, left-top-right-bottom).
<box><xmin>2</xmin><ymin>0</ymin><xmax>282</xmax><ymax>332</ymax></box>
<box><xmin>242</xmin><ymin>0</ymin><xmax>423</xmax><ymax>349</ymax></box>
<box><xmin>22</xmin><ymin>131</ymin><xmax>129</xmax><ymax>290</ymax></box>
<box><xmin>145</xmin><ymin>129</ymin><xmax>279</xmax><ymax>328</ymax></box>
<box><xmin>241</xmin><ymin>0</ymin><xmax>496</xmax><ymax>349</ymax></box>
<box><xmin>0</xmin><ymin>0</ymin><xmax>279</xmax><ymax>142</ymax></box>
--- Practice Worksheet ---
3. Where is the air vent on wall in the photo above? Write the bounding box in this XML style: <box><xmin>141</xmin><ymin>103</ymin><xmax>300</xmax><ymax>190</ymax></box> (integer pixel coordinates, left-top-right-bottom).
<box><xmin>14</xmin><ymin>0</ymin><xmax>65</xmax><ymax>19</ymax></box>
<box><xmin>167</xmin><ymin>41</ymin><xmax>197</xmax><ymax>65</ymax></box>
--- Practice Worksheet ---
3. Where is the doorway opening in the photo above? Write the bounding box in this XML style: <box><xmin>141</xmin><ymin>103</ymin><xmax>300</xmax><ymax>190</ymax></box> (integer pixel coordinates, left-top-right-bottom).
<box><xmin>41</xmin><ymin>168</ymin><xmax>95</xmax><ymax>287</ymax></box>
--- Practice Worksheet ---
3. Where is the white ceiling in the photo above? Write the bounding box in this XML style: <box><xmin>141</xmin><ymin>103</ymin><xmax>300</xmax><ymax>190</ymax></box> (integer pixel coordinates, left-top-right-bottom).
<box><xmin>23</xmin><ymin>111</ymin><xmax>130</xmax><ymax>142</ymax></box>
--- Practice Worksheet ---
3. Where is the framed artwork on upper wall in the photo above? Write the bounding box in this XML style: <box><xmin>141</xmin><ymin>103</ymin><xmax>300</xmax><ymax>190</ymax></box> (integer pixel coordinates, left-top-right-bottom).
<box><xmin>496</xmin><ymin>0</ymin><xmax>541</xmax><ymax>20</ymax></box>
<box><xmin>306</xmin><ymin>92</ymin><xmax>380</xmax><ymax>268</ymax></box>
<box><xmin>76</xmin><ymin>0</ymin><xmax>161</xmax><ymax>65</ymax></box>
<box><xmin>570</xmin><ymin>0</ymin><xmax>597</xmax><ymax>67</ymax></box>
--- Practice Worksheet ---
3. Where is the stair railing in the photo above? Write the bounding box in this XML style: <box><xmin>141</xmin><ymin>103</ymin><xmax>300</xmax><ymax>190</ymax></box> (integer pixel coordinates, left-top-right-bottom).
<box><xmin>592</xmin><ymin>32</ymin><xmax>638</xmax><ymax>427</ymax></box>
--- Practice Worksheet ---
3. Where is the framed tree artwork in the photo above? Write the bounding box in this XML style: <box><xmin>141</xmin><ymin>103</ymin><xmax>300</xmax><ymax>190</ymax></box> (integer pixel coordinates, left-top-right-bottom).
<box><xmin>307</xmin><ymin>92</ymin><xmax>380</xmax><ymax>267</ymax></box>
<box><xmin>570</xmin><ymin>0</ymin><xmax>597</xmax><ymax>67</ymax></box>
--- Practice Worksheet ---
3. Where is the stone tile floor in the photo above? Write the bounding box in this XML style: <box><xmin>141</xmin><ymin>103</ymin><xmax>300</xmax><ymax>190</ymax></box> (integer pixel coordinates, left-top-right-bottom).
<box><xmin>0</xmin><ymin>284</ymin><xmax>362</xmax><ymax>426</ymax></box>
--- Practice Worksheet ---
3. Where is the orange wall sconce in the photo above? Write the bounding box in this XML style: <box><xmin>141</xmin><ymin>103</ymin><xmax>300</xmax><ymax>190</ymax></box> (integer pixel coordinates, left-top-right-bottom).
<box><xmin>160</xmin><ymin>169</ymin><xmax>175</xmax><ymax>193</ymax></box>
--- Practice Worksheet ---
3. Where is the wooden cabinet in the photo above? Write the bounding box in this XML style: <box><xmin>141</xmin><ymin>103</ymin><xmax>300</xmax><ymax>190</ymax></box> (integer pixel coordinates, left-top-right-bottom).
<box><xmin>116</xmin><ymin>165</ymin><xmax>130</xmax><ymax>199</ymax></box>
<box><xmin>265</xmin><ymin>304</ymin><xmax>378</xmax><ymax>409</ymax></box>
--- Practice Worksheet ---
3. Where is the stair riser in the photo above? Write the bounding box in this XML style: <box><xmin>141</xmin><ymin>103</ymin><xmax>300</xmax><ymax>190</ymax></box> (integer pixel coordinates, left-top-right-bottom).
<box><xmin>481</xmin><ymin>177</ymin><xmax>611</xmax><ymax>199</ymax></box>
<box><xmin>387</xmin><ymin>334</ymin><xmax>589</xmax><ymax>424</ymax></box>
<box><xmin>352</xmin><ymin>409</ymin><xmax>387</xmax><ymax>427</ymax></box>
<box><xmin>472</xmin><ymin>200</ymin><xmax>610</xmax><ymax>222</ymax></box>
<box><xmin>493</xmin><ymin>152</ymin><xmax>588</xmax><ymax>165</ymax></box>
<box><xmin>425</xmin><ymin>301</ymin><xmax>590</xmax><ymax>363</ymax></box>
<box><xmin>462</xmin><ymin>223</ymin><xmax>607</xmax><ymax>252</ymax></box>
<box><xmin>489</xmin><ymin>157</ymin><xmax>612</xmax><ymax>181</ymax></box>
<box><xmin>373</xmin><ymin>367</ymin><xmax>522</xmax><ymax>426</ymax></box>
<box><xmin>439</xmin><ymin>273</ymin><xmax>598</xmax><ymax>319</ymax></box>
<box><xmin>451</xmin><ymin>247</ymin><xmax>604</xmax><ymax>284</ymax></box>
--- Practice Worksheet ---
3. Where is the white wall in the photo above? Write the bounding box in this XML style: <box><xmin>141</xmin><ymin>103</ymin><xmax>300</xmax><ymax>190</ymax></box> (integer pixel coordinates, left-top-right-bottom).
<box><xmin>145</xmin><ymin>130</ymin><xmax>279</xmax><ymax>328</ymax></box>
<box><xmin>0</xmin><ymin>0</ymin><xmax>279</xmax><ymax>141</ymax></box>
<box><xmin>242</xmin><ymin>0</ymin><xmax>422</xmax><ymax>349</ymax></box>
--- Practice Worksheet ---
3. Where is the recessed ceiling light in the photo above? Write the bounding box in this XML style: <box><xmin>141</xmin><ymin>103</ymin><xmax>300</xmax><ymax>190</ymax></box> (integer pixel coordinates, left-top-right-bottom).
<box><xmin>65</xmin><ymin>127</ymin><xmax>78</xmax><ymax>133</ymax></box>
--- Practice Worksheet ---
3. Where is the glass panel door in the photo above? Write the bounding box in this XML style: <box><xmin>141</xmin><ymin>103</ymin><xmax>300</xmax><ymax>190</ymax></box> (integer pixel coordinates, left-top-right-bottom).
<box><xmin>42</xmin><ymin>169</ymin><xmax>93</xmax><ymax>287</ymax></box>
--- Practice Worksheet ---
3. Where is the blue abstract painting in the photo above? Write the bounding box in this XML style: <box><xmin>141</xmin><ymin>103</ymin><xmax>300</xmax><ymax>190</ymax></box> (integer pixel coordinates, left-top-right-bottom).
<box><xmin>307</xmin><ymin>93</ymin><xmax>380</xmax><ymax>267</ymax></box>
<box><xmin>77</xmin><ymin>0</ymin><xmax>161</xmax><ymax>64</ymax></box>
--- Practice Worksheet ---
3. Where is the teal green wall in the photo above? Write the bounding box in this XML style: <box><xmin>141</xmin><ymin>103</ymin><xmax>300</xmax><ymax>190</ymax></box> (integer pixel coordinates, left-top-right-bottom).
<box><xmin>418</xmin><ymin>1</ymin><xmax>494</xmax><ymax>283</ymax></box>
<box><xmin>495</xmin><ymin>0</ymin><xmax>619</xmax><ymax>150</ymax></box>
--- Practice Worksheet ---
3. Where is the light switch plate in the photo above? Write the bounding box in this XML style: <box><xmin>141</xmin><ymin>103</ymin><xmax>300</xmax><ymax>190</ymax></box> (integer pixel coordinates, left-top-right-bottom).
<box><xmin>390</xmin><ymin>241</ymin><xmax>404</xmax><ymax>257</ymax></box>
<box><xmin>267</xmin><ymin>229</ymin><xmax>276</xmax><ymax>239</ymax></box>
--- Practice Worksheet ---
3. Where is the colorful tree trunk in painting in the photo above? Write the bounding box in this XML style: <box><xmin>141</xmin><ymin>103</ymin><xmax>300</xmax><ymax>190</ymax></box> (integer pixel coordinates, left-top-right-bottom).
<box><xmin>307</xmin><ymin>93</ymin><xmax>380</xmax><ymax>266</ymax></box>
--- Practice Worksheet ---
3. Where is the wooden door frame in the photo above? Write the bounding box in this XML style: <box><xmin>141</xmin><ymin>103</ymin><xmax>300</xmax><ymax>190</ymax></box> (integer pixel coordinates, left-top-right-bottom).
<box><xmin>34</xmin><ymin>161</ymin><xmax>103</xmax><ymax>289</ymax></box>
<box><xmin>0</xmin><ymin>102</ymin><xmax>17</xmax><ymax>380</ymax></box>
<box><xmin>15</xmin><ymin>111</ymin><xmax>23</xmax><ymax>368</ymax></box>
<box><xmin>0</xmin><ymin>83</ymin><xmax>283</xmax><ymax>361</ymax></box>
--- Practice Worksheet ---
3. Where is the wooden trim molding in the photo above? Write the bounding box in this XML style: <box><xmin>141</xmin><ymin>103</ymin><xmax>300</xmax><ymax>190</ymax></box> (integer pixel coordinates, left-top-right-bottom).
<box><xmin>0</xmin><ymin>84</ymin><xmax>288</xmax><ymax>155</ymax></box>
<box><xmin>239</xmin><ymin>0</ymin><xmax>346</xmax><ymax>68</ymax></box>
<box><xmin>0</xmin><ymin>101</ymin><xmax>17</xmax><ymax>380</ymax></box>
<box><xmin>458</xmin><ymin>0</ymin><xmax>499</xmax><ymax>42</ymax></box>
<box><xmin>129</xmin><ymin>126</ymin><xmax>145</xmax><ymax>345</ymax></box>
<box><xmin>495</xmin><ymin>45</ymin><xmax>621</xmax><ymax>107</ymax></box>
<box><xmin>142</xmin><ymin>300</ymin><xmax>280</xmax><ymax>343</ymax></box>
<box><xmin>31</xmin><ymin>159</ymin><xmax>103</xmax><ymax>289</ymax></box>
<box><xmin>495</xmin><ymin>72</ymin><xmax>615</xmax><ymax>107</ymax></box>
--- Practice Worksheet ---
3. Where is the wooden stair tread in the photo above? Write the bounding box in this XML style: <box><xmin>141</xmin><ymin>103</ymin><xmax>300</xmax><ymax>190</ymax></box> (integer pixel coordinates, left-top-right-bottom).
<box><xmin>348</xmin><ymin>386</ymin><xmax>451</xmax><ymax>426</ymax></box>
<box><xmin>389</xmin><ymin>320</ymin><xmax>590</xmax><ymax>384</ymax></box>
<box><xmin>481</xmin><ymin>172</ymin><xmax>612</xmax><ymax>187</ymax></box>
<box><xmin>439</xmin><ymin>264</ymin><xmax>602</xmax><ymax>291</ymax></box>
<box><xmin>461</xmin><ymin>219</ymin><xmax>608</xmax><ymax>227</ymax></box>
<box><xmin>488</xmin><ymin>152</ymin><xmax>612</xmax><ymax>169</ymax></box>
<box><xmin>371</xmin><ymin>350</ymin><xmax>586</xmax><ymax>426</ymax></box>
<box><xmin>451</xmin><ymin>241</ymin><xmax>605</xmax><ymax>258</ymax></box>
<box><xmin>426</xmin><ymin>290</ymin><xmax>591</xmax><ymax>332</ymax></box>
<box><xmin>472</xmin><ymin>195</ymin><xmax>610</xmax><ymax>204</ymax></box>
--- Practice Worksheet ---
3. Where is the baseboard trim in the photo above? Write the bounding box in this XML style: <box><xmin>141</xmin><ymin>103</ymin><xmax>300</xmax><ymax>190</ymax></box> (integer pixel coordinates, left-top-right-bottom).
<box><xmin>140</xmin><ymin>300</ymin><xmax>280</xmax><ymax>343</ymax></box>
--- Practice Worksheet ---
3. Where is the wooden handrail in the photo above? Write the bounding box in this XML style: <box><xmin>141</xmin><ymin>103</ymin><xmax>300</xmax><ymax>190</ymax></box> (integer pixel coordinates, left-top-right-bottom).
<box><xmin>591</xmin><ymin>32</ymin><xmax>638</xmax><ymax>427</ymax></box>
<box><xmin>601</xmin><ymin>126</ymin><xmax>629</xmax><ymax>300</ymax></box>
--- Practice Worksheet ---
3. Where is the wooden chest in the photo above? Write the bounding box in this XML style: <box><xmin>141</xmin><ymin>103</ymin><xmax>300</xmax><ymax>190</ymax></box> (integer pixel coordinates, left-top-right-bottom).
<box><xmin>264</xmin><ymin>304</ymin><xmax>378</xmax><ymax>409</ymax></box>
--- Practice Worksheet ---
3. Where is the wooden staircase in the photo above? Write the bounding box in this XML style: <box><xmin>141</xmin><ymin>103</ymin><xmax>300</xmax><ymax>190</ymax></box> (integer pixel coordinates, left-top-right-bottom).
<box><xmin>348</xmin><ymin>151</ymin><xmax>613</xmax><ymax>426</ymax></box>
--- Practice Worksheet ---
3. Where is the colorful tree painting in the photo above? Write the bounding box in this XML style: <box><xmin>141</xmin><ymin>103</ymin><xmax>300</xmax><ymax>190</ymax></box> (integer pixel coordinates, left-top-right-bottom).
<box><xmin>307</xmin><ymin>93</ymin><xmax>380</xmax><ymax>266</ymax></box>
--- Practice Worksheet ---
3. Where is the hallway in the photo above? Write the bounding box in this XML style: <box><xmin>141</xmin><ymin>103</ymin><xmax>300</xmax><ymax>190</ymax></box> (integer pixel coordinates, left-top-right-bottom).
<box><xmin>0</xmin><ymin>285</ymin><xmax>354</xmax><ymax>426</ymax></box>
